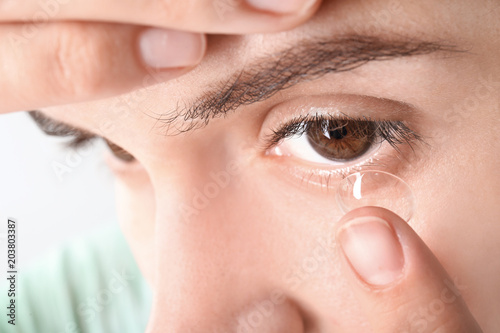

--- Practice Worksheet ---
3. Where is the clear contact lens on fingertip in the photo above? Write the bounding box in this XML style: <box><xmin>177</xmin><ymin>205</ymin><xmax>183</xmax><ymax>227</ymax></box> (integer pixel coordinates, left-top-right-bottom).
<box><xmin>336</xmin><ymin>170</ymin><xmax>415</xmax><ymax>221</ymax></box>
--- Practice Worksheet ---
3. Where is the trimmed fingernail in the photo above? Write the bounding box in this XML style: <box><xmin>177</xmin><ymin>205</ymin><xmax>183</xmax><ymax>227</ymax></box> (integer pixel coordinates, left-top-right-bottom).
<box><xmin>246</xmin><ymin>0</ymin><xmax>317</xmax><ymax>14</ymax></box>
<box><xmin>139</xmin><ymin>28</ymin><xmax>205</xmax><ymax>69</ymax></box>
<box><xmin>337</xmin><ymin>216</ymin><xmax>405</xmax><ymax>286</ymax></box>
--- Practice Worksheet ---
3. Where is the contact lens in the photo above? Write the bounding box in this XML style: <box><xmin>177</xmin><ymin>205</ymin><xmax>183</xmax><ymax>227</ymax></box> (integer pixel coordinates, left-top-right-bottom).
<box><xmin>336</xmin><ymin>171</ymin><xmax>415</xmax><ymax>221</ymax></box>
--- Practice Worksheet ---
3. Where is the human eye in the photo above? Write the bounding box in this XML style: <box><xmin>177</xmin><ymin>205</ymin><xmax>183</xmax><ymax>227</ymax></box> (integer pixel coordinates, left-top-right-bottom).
<box><xmin>260</xmin><ymin>95</ymin><xmax>424</xmax><ymax>187</ymax></box>
<box><xmin>266</xmin><ymin>114</ymin><xmax>419</xmax><ymax>165</ymax></box>
<box><xmin>28</xmin><ymin>111</ymin><xmax>135</xmax><ymax>163</ymax></box>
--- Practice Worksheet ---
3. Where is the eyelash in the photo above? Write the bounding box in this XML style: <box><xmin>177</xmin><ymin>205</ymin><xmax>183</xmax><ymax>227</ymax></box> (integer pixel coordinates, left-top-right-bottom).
<box><xmin>263</xmin><ymin>113</ymin><xmax>423</xmax><ymax>184</ymax></box>
<box><xmin>266</xmin><ymin>113</ymin><xmax>422</xmax><ymax>152</ymax></box>
<box><xmin>28</xmin><ymin>111</ymin><xmax>135</xmax><ymax>162</ymax></box>
<box><xmin>28</xmin><ymin>110</ymin><xmax>97</xmax><ymax>148</ymax></box>
<box><xmin>29</xmin><ymin>111</ymin><xmax>422</xmax><ymax>181</ymax></box>
<box><xmin>66</xmin><ymin>134</ymin><xmax>97</xmax><ymax>149</ymax></box>
<box><xmin>49</xmin><ymin>126</ymin><xmax>98</xmax><ymax>150</ymax></box>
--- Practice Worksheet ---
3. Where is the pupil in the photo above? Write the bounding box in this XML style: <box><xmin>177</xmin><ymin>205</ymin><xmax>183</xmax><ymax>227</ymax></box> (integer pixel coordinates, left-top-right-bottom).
<box><xmin>330</xmin><ymin>127</ymin><xmax>348</xmax><ymax>140</ymax></box>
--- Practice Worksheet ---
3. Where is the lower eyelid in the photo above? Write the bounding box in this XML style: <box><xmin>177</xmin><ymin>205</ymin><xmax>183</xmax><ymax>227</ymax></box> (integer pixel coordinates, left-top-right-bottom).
<box><xmin>261</xmin><ymin>141</ymin><xmax>409</xmax><ymax>190</ymax></box>
<box><xmin>270</xmin><ymin>134</ymin><xmax>382</xmax><ymax>167</ymax></box>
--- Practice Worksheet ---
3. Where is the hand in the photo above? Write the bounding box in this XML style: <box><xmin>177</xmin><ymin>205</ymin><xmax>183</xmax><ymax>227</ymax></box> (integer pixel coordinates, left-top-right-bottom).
<box><xmin>0</xmin><ymin>0</ymin><xmax>321</xmax><ymax>113</ymax></box>
<box><xmin>335</xmin><ymin>207</ymin><xmax>483</xmax><ymax>332</ymax></box>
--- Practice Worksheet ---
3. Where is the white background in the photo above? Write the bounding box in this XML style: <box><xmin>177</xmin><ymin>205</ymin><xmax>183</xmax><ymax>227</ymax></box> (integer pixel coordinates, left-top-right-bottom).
<box><xmin>0</xmin><ymin>112</ymin><xmax>117</xmax><ymax>271</ymax></box>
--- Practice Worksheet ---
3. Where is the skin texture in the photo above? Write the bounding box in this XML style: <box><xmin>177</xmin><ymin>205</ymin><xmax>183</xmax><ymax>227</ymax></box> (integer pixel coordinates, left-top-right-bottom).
<box><xmin>7</xmin><ymin>0</ymin><xmax>500</xmax><ymax>332</ymax></box>
<box><xmin>0</xmin><ymin>0</ymin><xmax>321</xmax><ymax>112</ymax></box>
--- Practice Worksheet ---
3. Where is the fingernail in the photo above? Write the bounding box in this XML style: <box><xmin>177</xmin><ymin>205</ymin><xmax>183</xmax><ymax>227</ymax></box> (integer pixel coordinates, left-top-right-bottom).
<box><xmin>246</xmin><ymin>0</ymin><xmax>317</xmax><ymax>14</ymax></box>
<box><xmin>337</xmin><ymin>216</ymin><xmax>405</xmax><ymax>286</ymax></box>
<box><xmin>139</xmin><ymin>28</ymin><xmax>205</xmax><ymax>69</ymax></box>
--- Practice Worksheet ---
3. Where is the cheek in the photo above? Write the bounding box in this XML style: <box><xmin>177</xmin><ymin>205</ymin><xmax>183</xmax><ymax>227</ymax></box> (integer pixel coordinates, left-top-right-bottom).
<box><xmin>243</xmin><ymin>164</ymin><xmax>371</xmax><ymax>330</ymax></box>
<box><xmin>146</xmin><ymin>159</ymin><xmax>370</xmax><ymax>331</ymax></box>
<box><xmin>406</xmin><ymin>120</ymin><xmax>500</xmax><ymax>328</ymax></box>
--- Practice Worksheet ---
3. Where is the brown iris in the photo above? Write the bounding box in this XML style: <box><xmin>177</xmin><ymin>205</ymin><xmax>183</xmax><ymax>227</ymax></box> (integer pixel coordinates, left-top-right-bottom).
<box><xmin>306</xmin><ymin>120</ymin><xmax>373</xmax><ymax>161</ymax></box>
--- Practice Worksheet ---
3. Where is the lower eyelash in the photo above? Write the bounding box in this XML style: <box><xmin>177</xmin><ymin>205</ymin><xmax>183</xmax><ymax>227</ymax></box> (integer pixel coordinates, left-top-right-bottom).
<box><xmin>283</xmin><ymin>144</ymin><xmax>410</xmax><ymax>191</ymax></box>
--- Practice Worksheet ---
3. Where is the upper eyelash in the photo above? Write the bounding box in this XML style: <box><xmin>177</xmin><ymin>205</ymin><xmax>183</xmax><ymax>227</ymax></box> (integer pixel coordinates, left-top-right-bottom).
<box><xmin>29</xmin><ymin>110</ymin><xmax>423</xmax><ymax>165</ymax></box>
<box><xmin>29</xmin><ymin>111</ymin><xmax>136</xmax><ymax>162</ymax></box>
<box><xmin>265</xmin><ymin>113</ymin><xmax>424</xmax><ymax>152</ymax></box>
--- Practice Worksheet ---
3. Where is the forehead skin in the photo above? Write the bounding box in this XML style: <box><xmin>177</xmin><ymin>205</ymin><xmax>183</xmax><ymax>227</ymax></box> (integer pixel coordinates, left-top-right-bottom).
<box><xmin>45</xmin><ymin>0</ymin><xmax>498</xmax><ymax>144</ymax></box>
<box><xmin>43</xmin><ymin>0</ymin><xmax>500</xmax><ymax>332</ymax></box>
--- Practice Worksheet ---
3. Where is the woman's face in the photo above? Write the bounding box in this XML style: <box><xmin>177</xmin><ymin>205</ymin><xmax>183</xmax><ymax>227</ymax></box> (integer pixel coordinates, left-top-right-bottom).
<box><xmin>41</xmin><ymin>0</ymin><xmax>500</xmax><ymax>331</ymax></box>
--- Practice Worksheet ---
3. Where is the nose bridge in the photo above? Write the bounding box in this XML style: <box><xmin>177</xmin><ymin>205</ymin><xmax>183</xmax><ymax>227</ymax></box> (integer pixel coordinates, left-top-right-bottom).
<box><xmin>145</xmin><ymin>160</ymin><xmax>247</xmax><ymax>326</ymax></box>
<box><xmin>150</xmin><ymin>178</ymin><xmax>257</xmax><ymax>312</ymax></box>
<box><xmin>144</xmin><ymin>157</ymin><xmax>305</xmax><ymax>332</ymax></box>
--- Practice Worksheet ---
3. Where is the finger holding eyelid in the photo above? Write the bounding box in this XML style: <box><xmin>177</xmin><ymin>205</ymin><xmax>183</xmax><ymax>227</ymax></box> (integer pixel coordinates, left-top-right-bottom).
<box><xmin>0</xmin><ymin>0</ymin><xmax>321</xmax><ymax>34</ymax></box>
<box><xmin>0</xmin><ymin>22</ymin><xmax>205</xmax><ymax>114</ymax></box>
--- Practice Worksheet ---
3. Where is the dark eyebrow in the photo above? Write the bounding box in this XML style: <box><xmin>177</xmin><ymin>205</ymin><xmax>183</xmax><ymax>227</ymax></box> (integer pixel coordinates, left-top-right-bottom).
<box><xmin>154</xmin><ymin>35</ymin><xmax>459</xmax><ymax>134</ymax></box>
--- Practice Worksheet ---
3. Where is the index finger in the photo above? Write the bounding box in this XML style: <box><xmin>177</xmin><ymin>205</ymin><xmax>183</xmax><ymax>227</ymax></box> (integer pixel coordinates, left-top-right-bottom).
<box><xmin>1</xmin><ymin>0</ymin><xmax>321</xmax><ymax>34</ymax></box>
<box><xmin>335</xmin><ymin>207</ymin><xmax>483</xmax><ymax>332</ymax></box>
